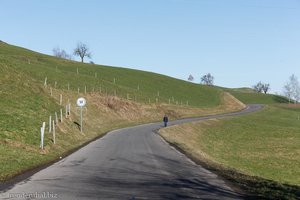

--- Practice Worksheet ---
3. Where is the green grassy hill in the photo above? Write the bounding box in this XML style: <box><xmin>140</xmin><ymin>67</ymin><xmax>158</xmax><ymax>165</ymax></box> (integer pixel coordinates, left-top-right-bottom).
<box><xmin>225</xmin><ymin>88</ymin><xmax>289</xmax><ymax>104</ymax></box>
<box><xmin>0</xmin><ymin>42</ymin><xmax>222</xmax><ymax>108</ymax></box>
<box><xmin>0</xmin><ymin>41</ymin><xmax>290</xmax><ymax>185</ymax></box>
<box><xmin>0</xmin><ymin>41</ymin><xmax>230</xmax><ymax>181</ymax></box>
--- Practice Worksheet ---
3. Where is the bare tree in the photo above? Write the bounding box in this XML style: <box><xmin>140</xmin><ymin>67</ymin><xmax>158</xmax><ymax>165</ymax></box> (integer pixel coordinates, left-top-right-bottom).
<box><xmin>201</xmin><ymin>73</ymin><xmax>214</xmax><ymax>85</ymax></box>
<box><xmin>283</xmin><ymin>74</ymin><xmax>300</xmax><ymax>103</ymax></box>
<box><xmin>262</xmin><ymin>83</ymin><xmax>270</xmax><ymax>94</ymax></box>
<box><xmin>73</xmin><ymin>42</ymin><xmax>92</xmax><ymax>63</ymax></box>
<box><xmin>188</xmin><ymin>74</ymin><xmax>194</xmax><ymax>82</ymax></box>
<box><xmin>283</xmin><ymin>82</ymin><xmax>292</xmax><ymax>103</ymax></box>
<box><xmin>253</xmin><ymin>82</ymin><xmax>270</xmax><ymax>94</ymax></box>
<box><xmin>253</xmin><ymin>81</ymin><xmax>263</xmax><ymax>93</ymax></box>
<box><xmin>53</xmin><ymin>47</ymin><xmax>72</xmax><ymax>60</ymax></box>
<box><xmin>290</xmin><ymin>75</ymin><xmax>300</xmax><ymax>103</ymax></box>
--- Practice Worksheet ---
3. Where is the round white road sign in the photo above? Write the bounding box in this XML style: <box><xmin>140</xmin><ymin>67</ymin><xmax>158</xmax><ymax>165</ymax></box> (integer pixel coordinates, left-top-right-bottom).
<box><xmin>77</xmin><ymin>97</ymin><xmax>86</xmax><ymax>107</ymax></box>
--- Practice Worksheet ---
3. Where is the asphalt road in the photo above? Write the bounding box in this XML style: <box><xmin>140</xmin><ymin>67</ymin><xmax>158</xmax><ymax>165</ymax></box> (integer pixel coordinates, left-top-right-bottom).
<box><xmin>0</xmin><ymin>105</ymin><xmax>262</xmax><ymax>200</ymax></box>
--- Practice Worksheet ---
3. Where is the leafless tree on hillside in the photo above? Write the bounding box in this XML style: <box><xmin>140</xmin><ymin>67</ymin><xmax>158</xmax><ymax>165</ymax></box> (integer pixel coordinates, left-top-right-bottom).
<box><xmin>188</xmin><ymin>74</ymin><xmax>194</xmax><ymax>82</ymax></box>
<box><xmin>52</xmin><ymin>47</ymin><xmax>72</xmax><ymax>60</ymax></box>
<box><xmin>283</xmin><ymin>83</ymin><xmax>293</xmax><ymax>103</ymax></box>
<box><xmin>283</xmin><ymin>74</ymin><xmax>300</xmax><ymax>103</ymax></box>
<box><xmin>262</xmin><ymin>83</ymin><xmax>270</xmax><ymax>94</ymax></box>
<box><xmin>73</xmin><ymin>42</ymin><xmax>92</xmax><ymax>63</ymax></box>
<box><xmin>253</xmin><ymin>82</ymin><xmax>263</xmax><ymax>93</ymax></box>
<box><xmin>253</xmin><ymin>82</ymin><xmax>270</xmax><ymax>94</ymax></box>
<box><xmin>201</xmin><ymin>73</ymin><xmax>214</xmax><ymax>85</ymax></box>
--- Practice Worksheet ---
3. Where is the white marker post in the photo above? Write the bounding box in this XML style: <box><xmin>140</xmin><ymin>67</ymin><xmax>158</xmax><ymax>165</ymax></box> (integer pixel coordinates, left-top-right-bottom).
<box><xmin>40</xmin><ymin>122</ymin><xmax>45</xmax><ymax>149</ymax></box>
<box><xmin>44</xmin><ymin>77</ymin><xmax>47</xmax><ymax>88</ymax></box>
<box><xmin>77</xmin><ymin>97</ymin><xmax>86</xmax><ymax>133</ymax></box>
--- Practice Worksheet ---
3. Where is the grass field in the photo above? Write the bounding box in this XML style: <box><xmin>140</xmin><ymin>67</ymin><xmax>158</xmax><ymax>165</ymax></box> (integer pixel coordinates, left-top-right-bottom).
<box><xmin>228</xmin><ymin>91</ymin><xmax>289</xmax><ymax>104</ymax></box>
<box><xmin>0</xmin><ymin>41</ymin><xmax>247</xmax><ymax>182</ymax></box>
<box><xmin>160</xmin><ymin>105</ymin><xmax>300</xmax><ymax>199</ymax></box>
<box><xmin>0</xmin><ymin>41</ymin><xmax>294</xmax><ymax>198</ymax></box>
<box><xmin>223</xmin><ymin>87</ymin><xmax>289</xmax><ymax>104</ymax></box>
<box><xmin>0</xmin><ymin>42</ymin><xmax>222</xmax><ymax>108</ymax></box>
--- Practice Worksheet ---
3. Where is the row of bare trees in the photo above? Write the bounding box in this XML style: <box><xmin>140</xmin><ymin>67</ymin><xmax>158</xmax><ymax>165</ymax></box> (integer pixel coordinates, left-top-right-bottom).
<box><xmin>53</xmin><ymin>42</ymin><xmax>92</xmax><ymax>63</ymax></box>
<box><xmin>188</xmin><ymin>73</ymin><xmax>214</xmax><ymax>85</ymax></box>
<box><xmin>253</xmin><ymin>82</ymin><xmax>270</xmax><ymax>94</ymax></box>
<box><xmin>189</xmin><ymin>72</ymin><xmax>297</xmax><ymax>102</ymax></box>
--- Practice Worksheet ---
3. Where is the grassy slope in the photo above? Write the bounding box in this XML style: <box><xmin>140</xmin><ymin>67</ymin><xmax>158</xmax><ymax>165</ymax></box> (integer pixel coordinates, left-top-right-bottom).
<box><xmin>0</xmin><ymin>42</ymin><xmax>221</xmax><ymax>107</ymax></box>
<box><xmin>0</xmin><ymin>42</ymin><xmax>245</xmax><ymax>181</ymax></box>
<box><xmin>1</xmin><ymin>41</ymin><xmax>293</xmax><ymax>198</ymax></box>
<box><xmin>160</xmin><ymin>106</ymin><xmax>300</xmax><ymax>199</ymax></box>
<box><xmin>224</xmin><ymin>87</ymin><xmax>289</xmax><ymax>104</ymax></box>
<box><xmin>201</xmin><ymin>105</ymin><xmax>300</xmax><ymax>185</ymax></box>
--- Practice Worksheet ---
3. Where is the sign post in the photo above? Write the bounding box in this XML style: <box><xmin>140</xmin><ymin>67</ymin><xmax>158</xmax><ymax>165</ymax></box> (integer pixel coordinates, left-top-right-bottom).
<box><xmin>76</xmin><ymin>97</ymin><xmax>86</xmax><ymax>133</ymax></box>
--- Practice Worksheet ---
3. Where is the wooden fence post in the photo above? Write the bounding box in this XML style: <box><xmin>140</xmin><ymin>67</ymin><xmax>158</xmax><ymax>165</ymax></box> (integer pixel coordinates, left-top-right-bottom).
<box><xmin>59</xmin><ymin>94</ymin><xmax>62</xmax><ymax>105</ymax></box>
<box><xmin>65</xmin><ymin>105</ymin><xmax>68</xmax><ymax>118</ymax></box>
<box><xmin>55</xmin><ymin>112</ymin><xmax>58</xmax><ymax>124</ymax></box>
<box><xmin>49</xmin><ymin>115</ymin><xmax>52</xmax><ymax>133</ymax></box>
<box><xmin>52</xmin><ymin>120</ymin><xmax>56</xmax><ymax>144</ymax></box>
<box><xmin>60</xmin><ymin>109</ymin><xmax>63</xmax><ymax>122</ymax></box>
<box><xmin>68</xmin><ymin>103</ymin><xmax>71</xmax><ymax>116</ymax></box>
<box><xmin>44</xmin><ymin>77</ymin><xmax>47</xmax><ymax>88</ymax></box>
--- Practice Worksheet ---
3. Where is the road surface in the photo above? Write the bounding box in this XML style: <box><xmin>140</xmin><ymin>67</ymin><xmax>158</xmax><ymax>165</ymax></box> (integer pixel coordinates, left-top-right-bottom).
<box><xmin>0</xmin><ymin>105</ymin><xmax>262</xmax><ymax>200</ymax></box>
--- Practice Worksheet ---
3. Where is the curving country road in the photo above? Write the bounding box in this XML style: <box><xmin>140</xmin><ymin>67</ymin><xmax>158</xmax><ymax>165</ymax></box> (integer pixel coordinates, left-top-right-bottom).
<box><xmin>1</xmin><ymin>105</ymin><xmax>262</xmax><ymax>200</ymax></box>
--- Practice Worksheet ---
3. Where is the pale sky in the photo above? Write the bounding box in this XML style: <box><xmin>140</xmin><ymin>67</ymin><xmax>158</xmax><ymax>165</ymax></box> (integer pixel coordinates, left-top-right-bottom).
<box><xmin>1</xmin><ymin>0</ymin><xmax>300</xmax><ymax>94</ymax></box>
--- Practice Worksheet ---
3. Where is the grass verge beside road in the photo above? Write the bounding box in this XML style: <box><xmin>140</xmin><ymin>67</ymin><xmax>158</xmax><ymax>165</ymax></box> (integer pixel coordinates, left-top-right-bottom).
<box><xmin>0</xmin><ymin>87</ymin><xmax>244</xmax><ymax>183</ymax></box>
<box><xmin>159</xmin><ymin>105</ymin><xmax>300</xmax><ymax>199</ymax></box>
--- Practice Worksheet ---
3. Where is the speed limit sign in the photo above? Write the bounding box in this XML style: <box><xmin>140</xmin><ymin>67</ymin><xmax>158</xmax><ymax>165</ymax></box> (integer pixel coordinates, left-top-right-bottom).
<box><xmin>77</xmin><ymin>97</ymin><xmax>86</xmax><ymax>107</ymax></box>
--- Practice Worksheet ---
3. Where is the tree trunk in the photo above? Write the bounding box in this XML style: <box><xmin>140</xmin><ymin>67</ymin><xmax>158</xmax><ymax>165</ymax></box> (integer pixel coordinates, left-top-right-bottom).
<box><xmin>81</xmin><ymin>56</ymin><xmax>84</xmax><ymax>62</ymax></box>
